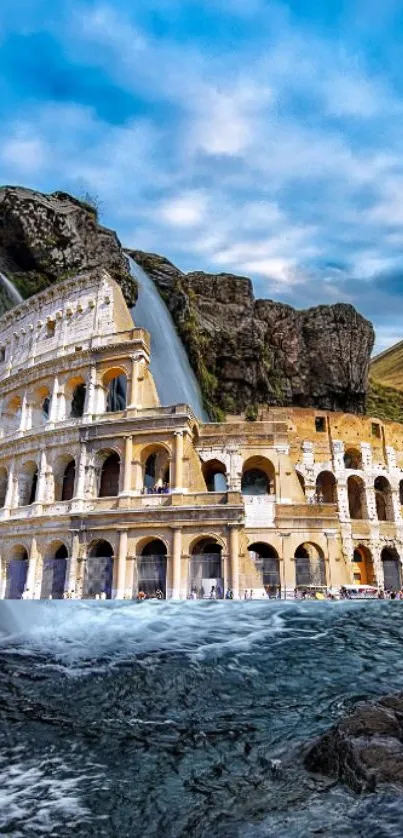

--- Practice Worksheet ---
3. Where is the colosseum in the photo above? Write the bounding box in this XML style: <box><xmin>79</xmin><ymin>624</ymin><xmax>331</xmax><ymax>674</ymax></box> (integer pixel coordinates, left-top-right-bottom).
<box><xmin>0</xmin><ymin>270</ymin><xmax>402</xmax><ymax>600</ymax></box>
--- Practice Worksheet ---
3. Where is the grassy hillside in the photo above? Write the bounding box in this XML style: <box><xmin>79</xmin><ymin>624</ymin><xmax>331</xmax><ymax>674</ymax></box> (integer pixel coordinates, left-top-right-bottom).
<box><xmin>370</xmin><ymin>341</ymin><xmax>403</xmax><ymax>391</ymax></box>
<box><xmin>367</xmin><ymin>377</ymin><xmax>403</xmax><ymax>423</ymax></box>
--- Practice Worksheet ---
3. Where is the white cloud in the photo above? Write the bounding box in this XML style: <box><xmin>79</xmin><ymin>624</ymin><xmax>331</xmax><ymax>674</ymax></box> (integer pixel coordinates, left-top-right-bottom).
<box><xmin>1</xmin><ymin>135</ymin><xmax>47</xmax><ymax>173</ymax></box>
<box><xmin>157</xmin><ymin>192</ymin><xmax>208</xmax><ymax>227</ymax></box>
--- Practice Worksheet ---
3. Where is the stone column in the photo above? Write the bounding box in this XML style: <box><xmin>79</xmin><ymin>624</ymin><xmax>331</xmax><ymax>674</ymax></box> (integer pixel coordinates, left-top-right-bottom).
<box><xmin>0</xmin><ymin>556</ymin><xmax>6</xmax><ymax>599</ymax></box>
<box><xmin>128</xmin><ymin>356</ymin><xmax>139</xmax><ymax>408</ymax></box>
<box><xmin>75</xmin><ymin>443</ymin><xmax>87</xmax><ymax>499</ymax></box>
<box><xmin>228</xmin><ymin>524</ymin><xmax>240</xmax><ymax>599</ymax></box>
<box><xmin>171</xmin><ymin>526</ymin><xmax>182</xmax><ymax>599</ymax></box>
<box><xmin>67</xmin><ymin>533</ymin><xmax>80</xmax><ymax>597</ymax></box>
<box><xmin>36</xmin><ymin>450</ymin><xmax>47</xmax><ymax>503</ymax></box>
<box><xmin>365</xmin><ymin>482</ymin><xmax>377</xmax><ymax>522</ymax></box>
<box><xmin>19</xmin><ymin>390</ymin><xmax>29</xmax><ymax>431</ymax></box>
<box><xmin>49</xmin><ymin>376</ymin><xmax>59</xmax><ymax>423</ymax></box>
<box><xmin>116</xmin><ymin>530</ymin><xmax>128</xmax><ymax>599</ymax></box>
<box><xmin>84</xmin><ymin>364</ymin><xmax>97</xmax><ymax>416</ymax></box>
<box><xmin>391</xmin><ymin>488</ymin><xmax>403</xmax><ymax>525</ymax></box>
<box><xmin>57</xmin><ymin>382</ymin><xmax>66</xmax><ymax>422</ymax></box>
<box><xmin>173</xmin><ymin>431</ymin><xmax>184</xmax><ymax>492</ymax></box>
<box><xmin>4</xmin><ymin>461</ymin><xmax>15</xmax><ymax>509</ymax></box>
<box><xmin>281</xmin><ymin>533</ymin><xmax>295</xmax><ymax>599</ymax></box>
<box><xmin>25</xmin><ymin>537</ymin><xmax>38</xmax><ymax>599</ymax></box>
<box><xmin>122</xmin><ymin>435</ymin><xmax>133</xmax><ymax>494</ymax></box>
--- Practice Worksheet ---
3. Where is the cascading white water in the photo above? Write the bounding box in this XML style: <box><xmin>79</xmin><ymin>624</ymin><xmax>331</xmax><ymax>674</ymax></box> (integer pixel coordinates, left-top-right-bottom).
<box><xmin>0</xmin><ymin>271</ymin><xmax>23</xmax><ymax>306</ymax></box>
<box><xmin>129</xmin><ymin>257</ymin><xmax>209</xmax><ymax>421</ymax></box>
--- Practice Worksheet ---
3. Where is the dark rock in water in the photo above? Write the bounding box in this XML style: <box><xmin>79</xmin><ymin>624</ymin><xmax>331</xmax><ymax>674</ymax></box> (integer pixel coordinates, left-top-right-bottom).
<box><xmin>304</xmin><ymin>694</ymin><xmax>403</xmax><ymax>792</ymax></box>
<box><xmin>0</xmin><ymin>186</ymin><xmax>136</xmax><ymax>314</ymax></box>
<box><xmin>129</xmin><ymin>249</ymin><xmax>374</xmax><ymax>419</ymax></box>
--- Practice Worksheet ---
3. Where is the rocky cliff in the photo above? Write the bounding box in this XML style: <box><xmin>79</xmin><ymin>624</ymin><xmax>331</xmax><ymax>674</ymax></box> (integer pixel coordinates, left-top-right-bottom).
<box><xmin>129</xmin><ymin>250</ymin><xmax>375</xmax><ymax>419</ymax></box>
<box><xmin>0</xmin><ymin>186</ymin><xmax>136</xmax><ymax>312</ymax></box>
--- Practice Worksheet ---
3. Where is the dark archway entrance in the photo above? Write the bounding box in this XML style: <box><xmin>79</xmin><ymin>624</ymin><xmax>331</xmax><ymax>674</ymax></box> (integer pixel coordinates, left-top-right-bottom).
<box><xmin>84</xmin><ymin>541</ymin><xmax>114</xmax><ymax>599</ymax></box>
<box><xmin>6</xmin><ymin>547</ymin><xmax>29</xmax><ymax>599</ymax></box>
<box><xmin>382</xmin><ymin>547</ymin><xmax>401</xmax><ymax>591</ymax></box>
<box><xmin>295</xmin><ymin>543</ymin><xmax>326</xmax><ymax>589</ymax></box>
<box><xmin>248</xmin><ymin>542</ymin><xmax>280</xmax><ymax>597</ymax></box>
<box><xmin>189</xmin><ymin>539</ymin><xmax>223</xmax><ymax>599</ymax></box>
<box><xmin>41</xmin><ymin>544</ymin><xmax>68</xmax><ymax>599</ymax></box>
<box><xmin>352</xmin><ymin>545</ymin><xmax>375</xmax><ymax>585</ymax></box>
<box><xmin>137</xmin><ymin>540</ymin><xmax>167</xmax><ymax>598</ymax></box>
<box><xmin>61</xmin><ymin>460</ymin><xmax>76</xmax><ymax>501</ymax></box>
<box><xmin>99</xmin><ymin>453</ymin><xmax>120</xmax><ymax>497</ymax></box>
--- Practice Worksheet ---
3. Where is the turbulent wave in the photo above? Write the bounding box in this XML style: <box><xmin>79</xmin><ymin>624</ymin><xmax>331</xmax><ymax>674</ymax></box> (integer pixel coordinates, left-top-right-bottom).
<box><xmin>1</xmin><ymin>601</ymin><xmax>403</xmax><ymax>837</ymax></box>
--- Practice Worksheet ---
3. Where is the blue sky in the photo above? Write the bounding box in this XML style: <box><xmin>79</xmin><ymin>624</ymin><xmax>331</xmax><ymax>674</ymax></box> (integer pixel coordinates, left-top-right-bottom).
<box><xmin>1</xmin><ymin>0</ymin><xmax>403</xmax><ymax>352</ymax></box>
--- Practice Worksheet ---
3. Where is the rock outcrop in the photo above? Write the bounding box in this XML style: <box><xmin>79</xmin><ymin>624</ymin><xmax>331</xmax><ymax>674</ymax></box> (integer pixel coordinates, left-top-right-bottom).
<box><xmin>129</xmin><ymin>250</ymin><xmax>375</xmax><ymax>419</ymax></box>
<box><xmin>304</xmin><ymin>694</ymin><xmax>403</xmax><ymax>792</ymax></box>
<box><xmin>0</xmin><ymin>186</ymin><xmax>136</xmax><ymax>313</ymax></box>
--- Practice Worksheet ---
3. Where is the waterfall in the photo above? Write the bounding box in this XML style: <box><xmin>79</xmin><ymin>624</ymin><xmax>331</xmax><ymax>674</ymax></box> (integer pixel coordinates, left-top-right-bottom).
<box><xmin>129</xmin><ymin>258</ymin><xmax>209</xmax><ymax>421</ymax></box>
<box><xmin>0</xmin><ymin>272</ymin><xmax>23</xmax><ymax>307</ymax></box>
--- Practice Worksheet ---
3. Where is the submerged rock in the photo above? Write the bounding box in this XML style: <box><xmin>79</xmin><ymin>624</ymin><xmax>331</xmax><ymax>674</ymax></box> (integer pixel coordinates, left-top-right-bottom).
<box><xmin>0</xmin><ymin>186</ymin><xmax>136</xmax><ymax>313</ymax></box>
<box><xmin>129</xmin><ymin>249</ymin><xmax>374</xmax><ymax>419</ymax></box>
<box><xmin>304</xmin><ymin>694</ymin><xmax>403</xmax><ymax>792</ymax></box>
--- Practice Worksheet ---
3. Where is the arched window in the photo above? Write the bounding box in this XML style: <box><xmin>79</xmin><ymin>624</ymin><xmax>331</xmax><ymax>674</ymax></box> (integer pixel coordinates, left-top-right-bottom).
<box><xmin>347</xmin><ymin>475</ymin><xmax>367</xmax><ymax>520</ymax></box>
<box><xmin>202</xmin><ymin>459</ymin><xmax>227</xmax><ymax>492</ymax></box>
<box><xmin>41</xmin><ymin>544</ymin><xmax>68</xmax><ymax>599</ymax></box>
<box><xmin>18</xmin><ymin>462</ymin><xmax>38</xmax><ymax>507</ymax></box>
<box><xmin>0</xmin><ymin>466</ymin><xmax>8</xmax><ymax>508</ymax></box>
<box><xmin>295</xmin><ymin>543</ymin><xmax>326</xmax><ymax>589</ymax></box>
<box><xmin>315</xmin><ymin>471</ymin><xmax>337</xmax><ymax>504</ymax></box>
<box><xmin>352</xmin><ymin>545</ymin><xmax>375</xmax><ymax>585</ymax></box>
<box><xmin>61</xmin><ymin>460</ymin><xmax>76</xmax><ymax>501</ymax></box>
<box><xmin>189</xmin><ymin>539</ymin><xmax>223</xmax><ymax>598</ymax></box>
<box><xmin>84</xmin><ymin>541</ymin><xmax>114</xmax><ymax>599</ymax></box>
<box><xmin>382</xmin><ymin>547</ymin><xmax>402</xmax><ymax>591</ymax></box>
<box><xmin>248</xmin><ymin>542</ymin><xmax>280</xmax><ymax>597</ymax></box>
<box><xmin>136</xmin><ymin>540</ymin><xmax>167</xmax><ymax>599</ymax></box>
<box><xmin>31</xmin><ymin>386</ymin><xmax>51</xmax><ymax>427</ymax></box>
<box><xmin>241</xmin><ymin>457</ymin><xmax>275</xmax><ymax>496</ymax></box>
<box><xmin>71</xmin><ymin>383</ymin><xmax>86</xmax><ymax>418</ymax></box>
<box><xmin>105</xmin><ymin>373</ymin><xmax>127</xmax><ymax>413</ymax></box>
<box><xmin>5</xmin><ymin>546</ymin><xmax>29</xmax><ymax>599</ymax></box>
<box><xmin>344</xmin><ymin>448</ymin><xmax>362</xmax><ymax>470</ymax></box>
<box><xmin>142</xmin><ymin>446</ymin><xmax>171</xmax><ymax>493</ymax></box>
<box><xmin>99</xmin><ymin>453</ymin><xmax>120</xmax><ymax>497</ymax></box>
<box><xmin>3</xmin><ymin>395</ymin><xmax>22</xmax><ymax>435</ymax></box>
<box><xmin>374</xmin><ymin>476</ymin><xmax>394</xmax><ymax>522</ymax></box>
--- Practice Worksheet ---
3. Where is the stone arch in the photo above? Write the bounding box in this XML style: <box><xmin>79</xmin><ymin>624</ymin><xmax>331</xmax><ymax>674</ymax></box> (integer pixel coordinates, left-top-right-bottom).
<box><xmin>2</xmin><ymin>394</ymin><xmax>22</xmax><ymax>435</ymax></box>
<box><xmin>344</xmin><ymin>447</ymin><xmax>362</xmax><ymax>470</ymax></box>
<box><xmin>316</xmin><ymin>470</ymin><xmax>337</xmax><ymax>504</ymax></box>
<box><xmin>381</xmin><ymin>546</ymin><xmax>402</xmax><ymax>591</ymax></box>
<box><xmin>374</xmin><ymin>476</ymin><xmax>394</xmax><ymax>522</ymax></box>
<box><xmin>31</xmin><ymin>384</ymin><xmax>51</xmax><ymax>427</ymax></box>
<box><xmin>135</xmin><ymin>538</ymin><xmax>167</xmax><ymax>599</ymax></box>
<box><xmin>352</xmin><ymin>545</ymin><xmax>375</xmax><ymax>585</ymax></box>
<box><xmin>53</xmin><ymin>455</ymin><xmax>76</xmax><ymax>502</ymax></box>
<box><xmin>141</xmin><ymin>443</ymin><xmax>171</xmax><ymax>492</ymax></box>
<box><xmin>66</xmin><ymin>375</ymin><xmax>86</xmax><ymax>419</ymax></box>
<box><xmin>248</xmin><ymin>542</ymin><xmax>280</xmax><ymax>595</ymax></box>
<box><xmin>241</xmin><ymin>456</ymin><xmax>275</xmax><ymax>496</ymax></box>
<box><xmin>295</xmin><ymin>542</ymin><xmax>326</xmax><ymax>588</ymax></box>
<box><xmin>202</xmin><ymin>459</ymin><xmax>227</xmax><ymax>492</ymax></box>
<box><xmin>347</xmin><ymin>475</ymin><xmax>368</xmax><ymax>520</ymax></box>
<box><xmin>0</xmin><ymin>465</ymin><xmax>8</xmax><ymax>508</ymax></box>
<box><xmin>96</xmin><ymin>450</ymin><xmax>121</xmax><ymax>497</ymax></box>
<box><xmin>296</xmin><ymin>470</ymin><xmax>306</xmax><ymax>495</ymax></box>
<box><xmin>5</xmin><ymin>544</ymin><xmax>29</xmax><ymax>599</ymax></box>
<box><xmin>102</xmin><ymin>367</ymin><xmax>127</xmax><ymax>413</ymax></box>
<box><xmin>41</xmin><ymin>540</ymin><xmax>68</xmax><ymax>599</ymax></box>
<box><xmin>18</xmin><ymin>460</ymin><xmax>38</xmax><ymax>506</ymax></box>
<box><xmin>189</xmin><ymin>535</ymin><xmax>224</xmax><ymax>598</ymax></box>
<box><xmin>84</xmin><ymin>539</ymin><xmax>115</xmax><ymax>599</ymax></box>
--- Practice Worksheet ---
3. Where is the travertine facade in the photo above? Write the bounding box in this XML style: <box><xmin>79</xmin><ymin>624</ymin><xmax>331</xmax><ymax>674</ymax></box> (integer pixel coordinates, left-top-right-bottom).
<box><xmin>0</xmin><ymin>273</ymin><xmax>402</xmax><ymax>600</ymax></box>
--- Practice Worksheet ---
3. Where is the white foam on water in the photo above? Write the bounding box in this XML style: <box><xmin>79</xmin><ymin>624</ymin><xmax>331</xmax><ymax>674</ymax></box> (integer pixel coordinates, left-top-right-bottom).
<box><xmin>0</xmin><ymin>746</ymin><xmax>100</xmax><ymax>836</ymax></box>
<box><xmin>0</xmin><ymin>601</ymin><xmax>290</xmax><ymax>668</ymax></box>
<box><xmin>0</xmin><ymin>271</ymin><xmax>23</xmax><ymax>306</ymax></box>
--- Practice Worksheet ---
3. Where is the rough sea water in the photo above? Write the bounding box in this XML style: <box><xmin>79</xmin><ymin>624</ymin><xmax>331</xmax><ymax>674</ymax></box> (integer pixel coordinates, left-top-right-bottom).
<box><xmin>1</xmin><ymin>601</ymin><xmax>403</xmax><ymax>838</ymax></box>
